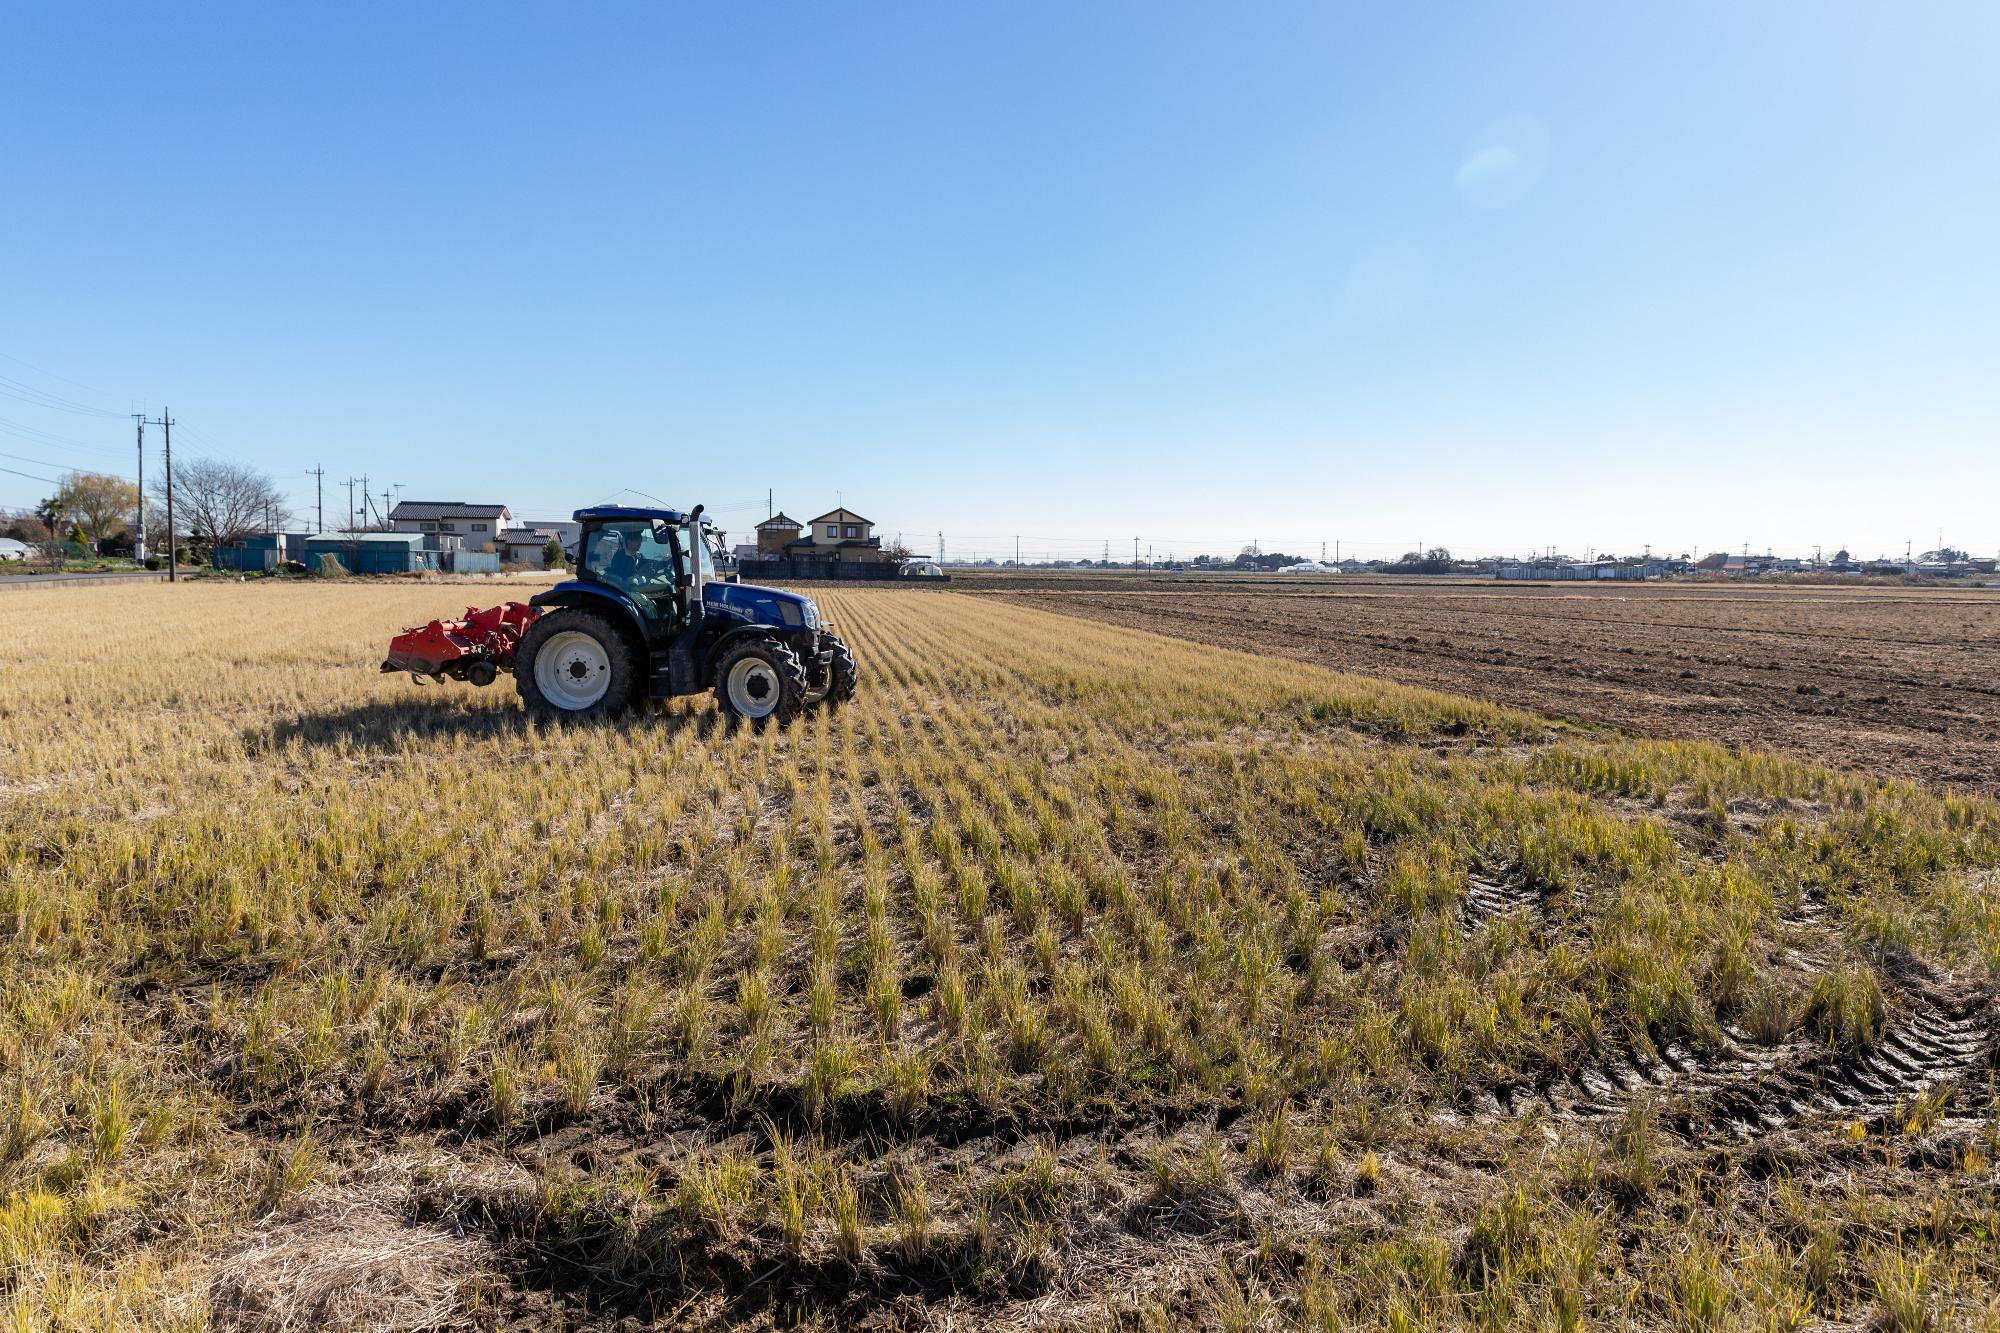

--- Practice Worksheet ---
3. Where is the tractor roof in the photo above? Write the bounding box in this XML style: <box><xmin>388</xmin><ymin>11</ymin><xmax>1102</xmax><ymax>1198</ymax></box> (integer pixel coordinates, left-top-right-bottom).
<box><xmin>572</xmin><ymin>504</ymin><xmax>692</xmax><ymax>525</ymax></box>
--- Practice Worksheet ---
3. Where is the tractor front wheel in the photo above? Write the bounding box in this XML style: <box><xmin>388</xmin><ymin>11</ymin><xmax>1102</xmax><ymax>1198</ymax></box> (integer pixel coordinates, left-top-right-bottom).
<box><xmin>515</xmin><ymin>609</ymin><xmax>641</xmax><ymax>720</ymax></box>
<box><xmin>823</xmin><ymin>634</ymin><xmax>858</xmax><ymax>708</ymax></box>
<box><xmin>713</xmin><ymin>638</ymin><xmax>807</xmax><ymax>729</ymax></box>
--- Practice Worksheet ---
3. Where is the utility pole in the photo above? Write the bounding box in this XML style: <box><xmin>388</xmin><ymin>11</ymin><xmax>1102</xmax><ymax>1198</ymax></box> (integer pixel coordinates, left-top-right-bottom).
<box><xmin>131</xmin><ymin>414</ymin><xmax>148</xmax><ymax>562</ymax></box>
<box><xmin>1133</xmin><ymin>536</ymin><xmax>1139</xmax><ymax>571</ymax></box>
<box><xmin>937</xmin><ymin>531</ymin><xmax>944</xmax><ymax>564</ymax></box>
<box><xmin>358</xmin><ymin>473</ymin><xmax>371</xmax><ymax>527</ymax></box>
<box><xmin>768</xmin><ymin>488</ymin><xmax>773</xmax><ymax>520</ymax></box>
<box><xmin>307</xmin><ymin>466</ymin><xmax>325</xmax><ymax>533</ymax></box>
<box><xmin>1014</xmin><ymin>535</ymin><xmax>1020</xmax><ymax>567</ymax></box>
<box><xmin>161</xmin><ymin>408</ymin><xmax>176</xmax><ymax>583</ymax></box>
<box><xmin>342</xmin><ymin>477</ymin><xmax>360</xmax><ymax>532</ymax></box>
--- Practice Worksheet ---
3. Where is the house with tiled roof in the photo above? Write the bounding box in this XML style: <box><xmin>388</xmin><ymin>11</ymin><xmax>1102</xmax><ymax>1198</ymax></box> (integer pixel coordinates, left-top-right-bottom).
<box><xmin>388</xmin><ymin>501</ymin><xmax>513</xmax><ymax>552</ymax></box>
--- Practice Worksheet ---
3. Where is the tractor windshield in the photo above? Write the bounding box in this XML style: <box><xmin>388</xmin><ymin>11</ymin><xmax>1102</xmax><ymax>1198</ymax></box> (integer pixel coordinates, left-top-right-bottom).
<box><xmin>584</xmin><ymin>521</ymin><xmax>676</xmax><ymax>596</ymax></box>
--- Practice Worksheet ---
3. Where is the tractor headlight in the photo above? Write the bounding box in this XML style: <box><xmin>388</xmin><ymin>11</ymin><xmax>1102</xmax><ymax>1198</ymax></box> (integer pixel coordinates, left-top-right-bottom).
<box><xmin>802</xmin><ymin>599</ymin><xmax>821</xmax><ymax>629</ymax></box>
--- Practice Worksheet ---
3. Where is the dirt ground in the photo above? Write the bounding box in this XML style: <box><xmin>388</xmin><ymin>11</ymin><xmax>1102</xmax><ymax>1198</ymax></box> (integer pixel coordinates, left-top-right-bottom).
<box><xmin>960</xmin><ymin>574</ymin><xmax>2000</xmax><ymax>792</ymax></box>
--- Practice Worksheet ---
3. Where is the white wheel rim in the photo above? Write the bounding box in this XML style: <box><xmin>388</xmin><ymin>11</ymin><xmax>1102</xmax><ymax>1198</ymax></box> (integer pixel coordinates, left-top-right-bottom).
<box><xmin>534</xmin><ymin>630</ymin><xmax>612</xmax><ymax>709</ymax></box>
<box><xmin>726</xmin><ymin>656</ymin><xmax>782</xmax><ymax>718</ymax></box>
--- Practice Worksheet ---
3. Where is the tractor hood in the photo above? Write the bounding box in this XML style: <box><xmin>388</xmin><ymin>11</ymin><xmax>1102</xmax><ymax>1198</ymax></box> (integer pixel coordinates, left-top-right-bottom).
<box><xmin>702</xmin><ymin>580</ymin><xmax>821</xmax><ymax>631</ymax></box>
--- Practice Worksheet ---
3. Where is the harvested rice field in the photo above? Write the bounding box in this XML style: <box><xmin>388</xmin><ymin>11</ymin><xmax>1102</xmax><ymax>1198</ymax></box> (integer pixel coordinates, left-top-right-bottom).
<box><xmin>1</xmin><ymin>582</ymin><xmax>1997</xmax><ymax>1330</ymax></box>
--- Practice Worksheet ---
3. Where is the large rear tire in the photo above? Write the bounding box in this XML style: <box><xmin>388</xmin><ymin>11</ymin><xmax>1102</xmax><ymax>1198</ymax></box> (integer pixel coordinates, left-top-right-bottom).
<box><xmin>515</xmin><ymin>608</ymin><xmax>641</xmax><ymax>721</ymax></box>
<box><xmin>713</xmin><ymin>638</ymin><xmax>807</xmax><ymax>730</ymax></box>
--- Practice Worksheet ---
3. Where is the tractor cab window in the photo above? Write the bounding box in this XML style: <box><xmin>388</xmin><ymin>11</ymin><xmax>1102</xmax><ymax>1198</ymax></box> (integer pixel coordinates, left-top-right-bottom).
<box><xmin>692</xmin><ymin>527</ymin><xmax>717</xmax><ymax>583</ymax></box>
<box><xmin>585</xmin><ymin>521</ymin><xmax>676</xmax><ymax>595</ymax></box>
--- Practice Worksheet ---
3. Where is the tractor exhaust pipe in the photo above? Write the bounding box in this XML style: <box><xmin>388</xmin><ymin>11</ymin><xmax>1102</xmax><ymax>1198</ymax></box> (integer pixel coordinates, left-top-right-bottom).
<box><xmin>683</xmin><ymin>504</ymin><xmax>706</xmax><ymax>604</ymax></box>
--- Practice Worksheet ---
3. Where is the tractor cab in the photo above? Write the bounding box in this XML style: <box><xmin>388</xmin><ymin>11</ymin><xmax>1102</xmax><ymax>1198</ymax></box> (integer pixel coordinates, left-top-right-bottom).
<box><xmin>571</xmin><ymin>508</ymin><xmax>699</xmax><ymax>634</ymax></box>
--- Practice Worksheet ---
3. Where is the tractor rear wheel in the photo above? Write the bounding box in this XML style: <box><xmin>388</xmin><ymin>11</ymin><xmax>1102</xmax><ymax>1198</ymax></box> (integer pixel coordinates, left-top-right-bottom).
<box><xmin>823</xmin><ymin>634</ymin><xmax>858</xmax><ymax>707</ymax></box>
<box><xmin>515</xmin><ymin>608</ymin><xmax>641</xmax><ymax>720</ymax></box>
<box><xmin>713</xmin><ymin>638</ymin><xmax>807</xmax><ymax>729</ymax></box>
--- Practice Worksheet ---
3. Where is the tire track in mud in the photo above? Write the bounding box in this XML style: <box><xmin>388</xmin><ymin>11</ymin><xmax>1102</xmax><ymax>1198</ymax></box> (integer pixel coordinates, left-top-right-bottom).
<box><xmin>1477</xmin><ymin>988</ymin><xmax>1995</xmax><ymax>1136</ymax></box>
<box><xmin>1460</xmin><ymin>879</ymin><xmax>1996</xmax><ymax>1134</ymax></box>
<box><xmin>1462</xmin><ymin>875</ymin><xmax>1548</xmax><ymax>924</ymax></box>
<box><xmin>1710</xmin><ymin>991</ymin><xmax>1994</xmax><ymax>1133</ymax></box>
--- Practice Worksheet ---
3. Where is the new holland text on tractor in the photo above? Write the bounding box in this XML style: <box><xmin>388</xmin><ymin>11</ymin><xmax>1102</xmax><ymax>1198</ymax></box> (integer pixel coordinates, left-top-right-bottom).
<box><xmin>383</xmin><ymin>504</ymin><xmax>855</xmax><ymax>725</ymax></box>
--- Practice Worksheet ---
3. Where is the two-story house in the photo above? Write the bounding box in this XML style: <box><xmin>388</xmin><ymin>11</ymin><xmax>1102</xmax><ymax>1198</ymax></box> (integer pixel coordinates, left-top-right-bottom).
<box><xmin>787</xmin><ymin>508</ymin><xmax>889</xmax><ymax>564</ymax></box>
<box><xmin>388</xmin><ymin>501</ymin><xmax>513</xmax><ymax>553</ymax></box>
<box><xmin>755</xmin><ymin>512</ymin><xmax>803</xmax><ymax>555</ymax></box>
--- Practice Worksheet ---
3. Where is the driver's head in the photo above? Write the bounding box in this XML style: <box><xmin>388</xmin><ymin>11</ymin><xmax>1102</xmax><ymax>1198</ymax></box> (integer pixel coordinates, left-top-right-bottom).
<box><xmin>621</xmin><ymin>531</ymin><xmax>644</xmax><ymax>554</ymax></box>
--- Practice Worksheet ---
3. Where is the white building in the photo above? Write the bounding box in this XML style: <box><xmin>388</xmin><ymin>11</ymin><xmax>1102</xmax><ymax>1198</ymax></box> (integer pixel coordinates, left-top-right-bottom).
<box><xmin>387</xmin><ymin>501</ymin><xmax>513</xmax><ymax>552</ymax></box>
<box><xmin>496</xmin><ymin>528</ymin><xmax>561</xmax><ymax>569</ymax></box>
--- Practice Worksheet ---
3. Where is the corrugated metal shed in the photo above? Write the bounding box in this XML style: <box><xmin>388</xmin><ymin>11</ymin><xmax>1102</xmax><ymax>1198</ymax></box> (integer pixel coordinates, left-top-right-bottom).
<box><xmin>304</xmin><ymin>532</ymin><xmax>434</xmax><ymax>574</ymax></box>
<box><xmin>212</xmin><ymin>533</ymin><xmax>310</xmax><ymax>572</ymax></box>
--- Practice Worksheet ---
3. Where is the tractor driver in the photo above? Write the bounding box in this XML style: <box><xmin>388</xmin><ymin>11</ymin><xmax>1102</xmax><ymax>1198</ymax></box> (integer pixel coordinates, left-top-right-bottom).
<box><xmin>603</xmin><ymin>528</ymin><xmax>668</xmax><ymax>589</ymax></box>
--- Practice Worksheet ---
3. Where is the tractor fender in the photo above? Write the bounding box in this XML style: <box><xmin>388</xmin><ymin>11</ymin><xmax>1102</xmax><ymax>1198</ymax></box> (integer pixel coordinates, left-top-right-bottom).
<box><xmin>699</xmin><ymin>622</ymin><xmax>791</xmax><ymax>684</ymax></box>
<box><xmin>529</xmin><ymin>584</ymin><xmax>650</xmax><ymax>650</ymax></box>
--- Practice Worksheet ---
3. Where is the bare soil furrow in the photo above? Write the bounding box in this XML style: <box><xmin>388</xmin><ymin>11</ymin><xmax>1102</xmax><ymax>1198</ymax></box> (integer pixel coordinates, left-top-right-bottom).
<box><xmin>965</xmin><ymin>577</ymin><xmax>2000</xmax><ymax>791</ymax></box>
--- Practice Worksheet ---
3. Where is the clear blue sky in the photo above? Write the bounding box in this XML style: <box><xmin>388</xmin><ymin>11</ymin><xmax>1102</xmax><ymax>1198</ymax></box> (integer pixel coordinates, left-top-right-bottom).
<box><xmin>3</xmin><ymin>2</ymin><xmax>1994</xmax><ymax>561</ymax></box>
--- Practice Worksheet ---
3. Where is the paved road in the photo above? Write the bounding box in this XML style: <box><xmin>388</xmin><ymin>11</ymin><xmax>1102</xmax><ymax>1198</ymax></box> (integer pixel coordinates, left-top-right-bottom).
<box><xmin>0</xmin><ymin>570</ymin><xmax>169</xmax><ymax>590</ymax></box>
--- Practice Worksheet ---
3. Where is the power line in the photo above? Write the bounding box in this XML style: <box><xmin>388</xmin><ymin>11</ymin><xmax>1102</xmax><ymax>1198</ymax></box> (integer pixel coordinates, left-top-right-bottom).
<box><xmin>0</xmin><ymin>447</ymin><xmax>131</xmax><ymax>481</ymax></box>
<box><xmin>0</xmin><ymin>375</ymin><xmax>125</xmax><ymax>419</ymax></box>
<box><xmin>0</xmin><ymin>415</ymin><xmax>128</xmax><ymax>457</ymax></box>
<box><xmin>170</xmin><ymin>423</ymin><xmax>258</xmax><ymax>467</ymax></box>
<box><xmin>0</xmin><ymin>349</ymin><xmax>129</xmax><ymax>405</ymax></box>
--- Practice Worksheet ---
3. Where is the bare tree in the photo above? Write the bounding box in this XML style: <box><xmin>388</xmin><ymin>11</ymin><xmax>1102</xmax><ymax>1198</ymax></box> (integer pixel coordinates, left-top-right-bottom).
<box><xmin>57</xmin><ymin>471</ymin><xmax>140</xmax><ymax>546</ymax></box>
<box><xmin>149</xmin><ymin>458</ymin><xmax>293</xmax><ymax>552</ymax></box>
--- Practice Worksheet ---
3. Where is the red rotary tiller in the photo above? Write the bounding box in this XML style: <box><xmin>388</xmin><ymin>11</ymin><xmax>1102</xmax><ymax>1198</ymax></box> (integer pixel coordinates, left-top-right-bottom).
<box><xmin>381</xmin><ymin>602</ymin><xmax>541</xmax><ymax>687</ymax></box>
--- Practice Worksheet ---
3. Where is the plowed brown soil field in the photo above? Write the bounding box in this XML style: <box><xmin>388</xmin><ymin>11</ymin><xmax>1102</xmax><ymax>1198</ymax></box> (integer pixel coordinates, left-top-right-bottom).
<box><xmin>963</xmin><ymin>574</ymin><xmax>2000</xmax><ymax>792</ymax></box>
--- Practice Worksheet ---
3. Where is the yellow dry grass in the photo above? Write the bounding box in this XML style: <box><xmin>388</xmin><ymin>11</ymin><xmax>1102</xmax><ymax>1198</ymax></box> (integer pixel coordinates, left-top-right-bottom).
<box><xmin>0</xmin><ymin>581</ymin><xmax>1996</xmax><ymax>1330</ymax></box>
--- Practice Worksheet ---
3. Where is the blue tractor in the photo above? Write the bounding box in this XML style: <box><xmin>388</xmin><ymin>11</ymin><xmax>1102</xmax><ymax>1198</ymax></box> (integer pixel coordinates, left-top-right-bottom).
<box><xmin>515</xmin><ymin>503</ymin><xmax>855</xmax><ymax>725</ymax></box>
